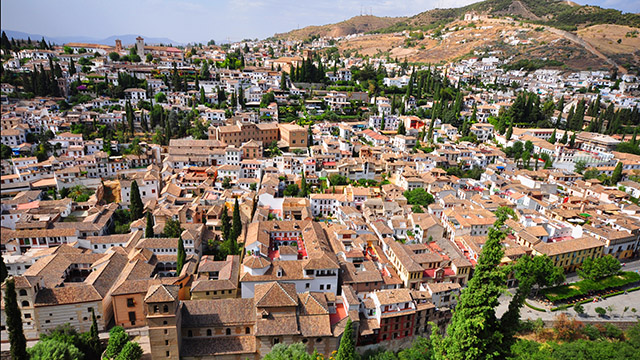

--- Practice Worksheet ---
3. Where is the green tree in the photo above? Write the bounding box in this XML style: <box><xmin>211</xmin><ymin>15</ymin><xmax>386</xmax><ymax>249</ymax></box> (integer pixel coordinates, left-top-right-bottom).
<box><xmin>220</xmin><ymin>208</ymin><xmax>231</xmax><ymax>242</ymax></box>
<box><xmin>176</xmin><ymin>236</ymin><xmax>186</xmax><ymax>275</ymax></box>
<box><xmin>231</xmin><ymin>198</ymin><xmax>242</xmax><ymax>241</ymax></box>
<box><xmin>89</xmin><ymin>309</ymin><xmax>100</xmax><ymax>357</ymax></box>
<box><xmin>436</xmin><ymin>218</ymin><xmax>509</xmax><ymax>360</ymax></box>
<box><xmin>109</xmin><ymin>52</ymin><xmax>120</xmax><ymax>62</ymax></box>
<box><xmin>129</xmin><ymin>180</ymin><xmax>144</xmax><ymax>222</ymax></box>
<box><xmin>500</xmin><ymin>254</ymin><xmax>565</xmax><ymax>349</ymax></box>
<box><xmin>560</xmin><ymin>130</ymin><xmax>568</xmax><ymax>144</ymax></box>
<box><xmin>28</xmin><ymin>339</ymin><xmax>84</xmax><ymax>360</ymax></box>
<box><xmin>574</xmin><ymin>160</ymin><xmax>587</xmax><ymax>174</ymax></box>
<box><xmin>397</xmin><ymin>120</ymin><xmax>406</xmax><ymax>135</ymax></box>
<box><xmin>569</xmin><ymin>132</ymin><xmax>576</xmax><ymax>148</ymax></box>
<box><xmin>0</xmin><ymin>255</ymin><xmax>7</xmax><ymax>283</ymax></box>
<box><xmin>329</xmin><ymin>174</ymin><xmax>349</xmax><ymax>186</ymax></box>
<box><xmin>155</xmin><ymin>92</ymin><xmax>167</xmax><ymax>103</ymax></box>
<box><xmin>145</xmin><ymin>212</ymin><xmax>154</xmax><ymax>238</ymax></box>
<box><xmin>280</xmin><ymin>72</ymin><xmax>288</xmax><ymax>91</ymax></box>
<box><xmin>284</xmin><ymin>183</ymin><xmax>300</xmax><ymax>197</ymax></box>
<box><xmin>336</xmin><ymin>318</ymin><xmax>357</xmax><ymax>360</ymax></box>
<box><xmin>104</xmin><ymin>326</ymin><xmax>129</xmax><ymax>359</ymax></box>
<box><xmin>114</xmin><ymin>341</ymin><xmax>143</xmax><ymax>360</ymax></box>
<box><xmin>577</xmin><ymin>255</ymin><xmax>621</xmax><ymax>280</ymax></box>
<box><xmin>610</xmin><ymin>162</ymin><xmax>623</xmax><ymax>185</ymax></box>
<box><xmin>263</xmin><ymin>343</ymin><xmax>312</xmax><ymax>360</ymax></box>
<box><xmin>299</xmin><ymin>172</ymin><xmax>309</xmax><ymax>197</ymax></box>
<box><xmin>221</xmin><ymin>176</ymin><xmax>232</xmax><ymax>189</ymax></box>
<box><xmin>412</xmin><ymin>204</ymin><xmax>424</xmax><ymax>213</ymax></box>
<box><xmin>1</xmin><ymin>144</ymin><xmax>13</xmax><ymax>159</ymax></box>
<box><xmin>505</xmin><ymin>122</ymin><xmax>513</xmax><ymax>140</ymax></box>
<box><xmin>403</xmin><ymin>188</ymin><xmax>435</xmax><ymax>207</ymax></box>
<box><xmin>4</xmin><ymin>278</ymin><xmax>28</xmax><ymax>360</ymax></box>
<box><xmin>583</xmin><ymin>168</ymin><xmax>600</xmax><ymax>180</ymax></box>
<box><xmin>163</xmin><ymin>218</ymin><xmax>182</xmax><ymax>238</ymax></box>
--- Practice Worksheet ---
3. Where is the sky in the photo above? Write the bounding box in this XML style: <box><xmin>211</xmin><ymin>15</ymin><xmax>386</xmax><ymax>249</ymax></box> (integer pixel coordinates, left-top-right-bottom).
<box><xmin>1</xmin><ymin>0</ymin><xmax>638</xmax><ymax>44</ymax></box>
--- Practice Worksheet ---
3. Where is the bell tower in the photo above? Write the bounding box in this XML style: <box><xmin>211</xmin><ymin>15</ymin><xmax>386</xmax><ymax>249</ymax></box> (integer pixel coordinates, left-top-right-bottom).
<box><xmin>144</xmin><ymin>284</ymin><xmax>181</xmax><ymax>359</ymax></box>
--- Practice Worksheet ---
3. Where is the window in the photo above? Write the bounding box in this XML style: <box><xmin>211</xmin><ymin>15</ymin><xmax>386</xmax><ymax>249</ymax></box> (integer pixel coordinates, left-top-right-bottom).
<box><xmin>207</xmin><ymin>329</ymin><xmax>212</xmax><ymax>336</ymax></box>
<box><xmin>19</xmin><ymin>289</ymin><xmax>27</xmax><ymax>296</ymax></box>
<box><xmin>188</xmin><ymin>330</ymin><xmax>193</xmax><ymax>337</ymax></box>
<box><xmin>245</xmin><ymin>327</ymin><xmax>250</xmax><ymax>334</ymax></box>
<box><xmin>273</xmin><ymin>338</ymin><xmax>280</xmax><ymax>345</ymax></box>
<box><xmin>226</xmin><ymin>328</ymin><xmax>231</xmax><ymax>335</ymax></box>
<box><xmin>163</xmin><ymin>305</ymin><xmax>169</xmax><ymax>313</ymax></box>
<box><xmin>24</xmin><ymin>314</ymin><xmax>31</xmax><ymax>319</ymax></box>
<box><xmin>154</xmin><ymin>305</ymin><xmax>159</xmax><ymax>313</ymax></box>
<box><xmin>166</xmin><ymin>351</ymin><xmax>170</xmax><ymax>357</ymax></box>
<box><xmin>165</xmin><ymin>340</ymin><xmax>169</xmax><ymax>346</ymax></box>
<box><xmin>21</xmin><ymin>301</ymin><xmax>29</xmax><ymax>307</ymax></box>
<box><xmin>320</xmin><ymin>284</ymin><xmax>324</xmax><ymax>290</ymax></box>
<box><xmin>127</xmin><ymin>298</ymin><xmax>135</xmax><ymax>307</ymax></box>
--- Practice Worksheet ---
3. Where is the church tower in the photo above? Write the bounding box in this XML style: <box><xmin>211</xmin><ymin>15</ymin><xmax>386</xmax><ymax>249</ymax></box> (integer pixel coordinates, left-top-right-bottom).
<box><xmin>144</xmin><ymin>284</ymin><xmax>181</xmax><ymax>359</ymax></box>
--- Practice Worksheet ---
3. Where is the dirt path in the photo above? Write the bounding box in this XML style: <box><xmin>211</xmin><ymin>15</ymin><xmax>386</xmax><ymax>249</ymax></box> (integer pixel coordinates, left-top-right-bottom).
<box><xmin>545</xmin><ymin>26</ymin><xmax>626</xmax><ymax>74</ymax></box>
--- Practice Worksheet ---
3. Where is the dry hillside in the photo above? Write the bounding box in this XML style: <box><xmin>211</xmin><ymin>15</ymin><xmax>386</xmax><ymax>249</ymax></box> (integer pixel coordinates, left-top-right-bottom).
<box><xmin>273</xmin><ymin>15</ymin><xmax>405</xmax><ymax>40</ymax></box>
<box><xmin>578</xmin><ymin>24</ymin><xmax>640</xmax><ymax>70</ymax></box>
<box><xmin>338</xmin><ymin>18</ymin><xmax>607</xmax><ymax>70</ymax></box>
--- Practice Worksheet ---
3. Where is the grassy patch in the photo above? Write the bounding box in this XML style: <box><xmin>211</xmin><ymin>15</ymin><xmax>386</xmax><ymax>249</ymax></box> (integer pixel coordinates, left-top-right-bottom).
<box><xmin>541</xmin><ymin>272</ymin><xmax>640</xmax><ymax>302</ymax></box>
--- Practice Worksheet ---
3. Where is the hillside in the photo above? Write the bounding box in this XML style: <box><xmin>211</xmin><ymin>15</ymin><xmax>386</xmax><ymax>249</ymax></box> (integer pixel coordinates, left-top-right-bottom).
<box><xmin>272</xmin><ymin>15</ymin><xmax>405</xmax><ymax>40</ymax></box>
<box><xmin>371</xmin><ymin>0</ymin><xmax>640</xmax><ymax>34</ymax></box>
<box><xmin>338</xmin><ymin>18</ymin><xmax>610</xmax><ymax>71</ymax></box>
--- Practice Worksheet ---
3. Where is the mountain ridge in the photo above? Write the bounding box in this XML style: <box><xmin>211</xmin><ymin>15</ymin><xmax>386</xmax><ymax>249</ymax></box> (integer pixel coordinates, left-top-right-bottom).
<box><xmin>0</xmin><ymin>29</ymin><xmax>181</xmax><ymax>46</ymax></box>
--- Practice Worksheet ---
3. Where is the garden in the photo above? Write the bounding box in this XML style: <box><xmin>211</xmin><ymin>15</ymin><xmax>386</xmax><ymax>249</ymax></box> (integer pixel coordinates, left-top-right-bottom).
<box><xmin>540</xmin><ymin>271</ymin><xmax>640</xmax><ymax>304</ymax></box>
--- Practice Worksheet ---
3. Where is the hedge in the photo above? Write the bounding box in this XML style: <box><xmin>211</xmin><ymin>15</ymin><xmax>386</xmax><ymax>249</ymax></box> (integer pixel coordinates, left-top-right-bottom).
<box><xmin>525</xmin><ymin>301</ymin><xmax>546</xmax><ymax>312</ymax></box>
<box><xmin>541</xmin><ymin>271</ymin><xmax>640</xmax><ymax>302</ymax></box>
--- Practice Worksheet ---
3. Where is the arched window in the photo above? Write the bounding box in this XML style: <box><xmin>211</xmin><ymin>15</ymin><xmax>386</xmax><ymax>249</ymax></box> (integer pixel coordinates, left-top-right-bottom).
<box><xmin>163</xmin><ymin>305</ymin><xmax>169</xmax><ymax>313</ymax></box>
<box><xmin>19</xmin><ymin>289</ymin><xmax>27</xmax><ymax>296</ymax></box>
<box><xmin>154</xmin><ymin>305</ymin><xmax>159</xmax><ymax>313</ymax></box>
<box><xmin>188</xmin><ymin>330</ymin><xmax>193</xmax><ymax>337</ymax></box>
<box><xmin>207</xmin><ymin>329</ymin><xmax>212</xmax><ymax>336</ymax></box>
<box><xmin>21</xmin><ymin>301</ymin><xmax>29</xmax><ymax>307</ymax></box>
<box><xmin>245</xmin><ymin>327</ymin><xmax>250</xmax><ymax>334</ymax></box>
<box><xmin>226</xmin><ymin>328</ymin><xmax>231</xmax><ymax>335</ymax></box>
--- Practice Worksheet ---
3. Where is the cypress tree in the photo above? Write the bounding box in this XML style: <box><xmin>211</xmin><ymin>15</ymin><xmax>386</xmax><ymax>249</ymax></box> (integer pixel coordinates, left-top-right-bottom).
<box><xmin>1</xmin><ymin>31</ymin><xmax>11</xmax><ymax>50</ymax></box>
<box><xmin>145</xmin><ymin>211</ymin><xmax>154</xmax><ymax>238</ymax></box>
<box><xmin>549</xmin><ymin>129</ymin><xmax>557</xmax><ymax>144</ymax></box>
<box><xmin>231</xmin><ymin>198</ymin><xmax>242</xmax><ymax>241</ymax></box>
<box><xmin>89</xmin><ymin>309</ymin><xmax>101</xmax><ymax>357</ymax></box>
<box><xmin>610</xmin><ymin>162</ymin><xmax>623</xmax><ymax>185</ymax></box>
<box><xmin>221</xmin><ymin>206</ymin><xmax>231</xmax><ymax>241</ymax></box>
<box><xmin>176</xmin><ymin>236</ymin><xmax>186</xmax><ymax>275</ymax></box>
<box><xmin>4</xmin><ymin>278</ymin><xmax>28</xmax><ymax>360</ymax></box>
<box><xmin>437</xmin><ymin>219</ymin><xmax>508</xmax><ymax>360</ymax></box>
<box><xmin>300</xmin><ymin>171</ymin><xmax>308</xmax><ymax>197</ymax></box>
<box><xmin>559</xmin><ymin>130</ymin><xmax>568</xmax><ymax>144</ymax></box>
<box><xmin>505</xmin><ymin>121</ymin><xmax>513</xmax><ymax>140</ymax></box>
<box><xmin>397</xmin><ymin>120</ymin><xmax>406</xmax><ymax>135</ymax></box>
<box><xmin>129</xmin><ymin>180</ymin><xmax>144</xmax><ymax>221</ymax></box>
<box><xmin>335</xmin><ymin>318</ymin><xmax>356</xmax><ymax>360</ymax></box>
<box><xmin>0</xmin><ymin>256</ymin><xmax>7</xmax><ymax>283</ymax></box>
<box><xmin>69</xmin><ymin>58</ymin><xmax>76</xmax><ymax>75</ymax></box>
<box><xmin>569</xmin><ymin>132</ymin><xmax>576</xmax><ymax>148</ymax></box>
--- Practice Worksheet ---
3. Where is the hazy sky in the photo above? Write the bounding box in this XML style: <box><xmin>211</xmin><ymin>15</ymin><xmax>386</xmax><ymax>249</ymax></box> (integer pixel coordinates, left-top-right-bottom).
<box><xmin>1</xmin><ymin>0</ymin><xmax>638</xmax><ymax>44</ymax></box>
